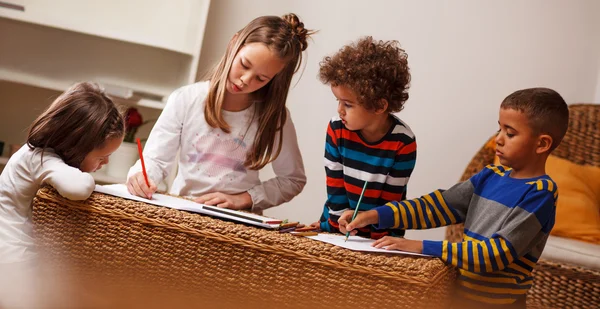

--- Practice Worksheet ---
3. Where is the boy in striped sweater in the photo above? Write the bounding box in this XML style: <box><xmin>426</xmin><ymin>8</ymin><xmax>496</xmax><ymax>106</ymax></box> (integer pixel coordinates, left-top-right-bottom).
<box><xmin>339</xmin><ymin>88</ymin><xmax>569</xmax><ymax>308</ymax></box>
<box><xmin>314</xmin><ymin>36</ymin><xmax>417</xmax><ymax>239</ymax></box>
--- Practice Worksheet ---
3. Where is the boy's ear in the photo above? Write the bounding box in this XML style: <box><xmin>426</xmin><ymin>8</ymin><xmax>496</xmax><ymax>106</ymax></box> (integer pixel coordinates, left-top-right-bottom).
<box><xmin>375</xmin><ymin>99</ymin><xmax>389</xmax><ymax>115</ymax></box>
<box><xmin>536</xmin><ymin>134</ymin><xmax>553</xmax><ymax>154</ymax></box>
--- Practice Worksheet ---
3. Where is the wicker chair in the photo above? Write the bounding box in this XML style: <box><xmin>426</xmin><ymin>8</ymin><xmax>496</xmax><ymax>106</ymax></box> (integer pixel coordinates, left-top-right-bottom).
<box><xmin>445</xmin><ymin>104</ymin><xmax>600</xmax><ymax>309</ymax></box>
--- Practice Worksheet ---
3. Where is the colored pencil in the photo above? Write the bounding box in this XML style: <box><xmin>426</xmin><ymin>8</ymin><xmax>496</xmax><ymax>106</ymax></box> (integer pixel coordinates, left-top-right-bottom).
<box><xmin>290</xmin><ymin>231</ymin><xmax>318</xmax><ymax>237</ymax></box>
<box><xmin>345</xmin><ymin>181</ymin><xmax>368</xmax><ymax>242</ymax></box>
<box><xmin>136</xmin><ymin>138</ymin><xmax>150</xmax><ymax>187</ymax></box>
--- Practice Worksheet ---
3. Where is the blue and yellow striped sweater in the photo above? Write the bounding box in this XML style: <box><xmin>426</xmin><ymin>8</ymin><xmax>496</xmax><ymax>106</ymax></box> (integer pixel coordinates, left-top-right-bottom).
<box><xmin>375</xmin><ymin>165</ymin><xmax>557</xmax><ymax>305</ymax></box>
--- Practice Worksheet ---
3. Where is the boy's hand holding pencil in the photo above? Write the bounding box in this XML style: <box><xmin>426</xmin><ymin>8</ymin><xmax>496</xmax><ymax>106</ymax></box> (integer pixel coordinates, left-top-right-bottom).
<box><xmin>342</xmin><ymin>181</ymin><xmax>369</xmax><ymax>242</ymax></box>
<box><xmin>338</xmin><ymin>209</ymin><xmax>379</xmax><ymax>236</ymax></box>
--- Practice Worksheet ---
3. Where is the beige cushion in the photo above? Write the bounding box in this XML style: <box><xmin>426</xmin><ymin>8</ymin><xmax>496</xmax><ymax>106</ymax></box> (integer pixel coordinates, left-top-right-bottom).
<box><xmin>541</xmin><ymin>235</ymin><xmax>600</xmax><ymax>271</ymax></box>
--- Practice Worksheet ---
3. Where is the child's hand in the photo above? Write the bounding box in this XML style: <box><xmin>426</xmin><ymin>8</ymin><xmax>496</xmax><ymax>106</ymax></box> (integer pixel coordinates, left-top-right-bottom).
<box><xmin>126</xmin><ymin>172</ymin><xmax>157</xmax><ymax>199</ymax></box>
<box><xmin>194</xmin><ymin>192</ymin><xmax>252</xmax><ymax>210</ymax></box>
<box><xmin>338</xmin><ymin>210</ymin><xmax>379</xmax><ymax>235</ymax></box>
<box><xmin>372</xmin><ymin>236</ymin><xmax>423</xmax><ymax>253</ymax></box>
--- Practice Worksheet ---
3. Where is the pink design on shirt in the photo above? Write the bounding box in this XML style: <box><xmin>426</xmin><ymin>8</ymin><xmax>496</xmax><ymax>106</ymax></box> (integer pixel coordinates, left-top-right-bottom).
<box><xmin>187</xmin><ymin>131</ymin><xmax>249</xmax><ymax>179</ymax></box>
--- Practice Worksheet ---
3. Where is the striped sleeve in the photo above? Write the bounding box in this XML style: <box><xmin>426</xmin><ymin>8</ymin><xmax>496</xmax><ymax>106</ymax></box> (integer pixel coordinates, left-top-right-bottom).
<box><xmin>374</xmin><ymin>176</ymin><xmax>477</xmax><ymax>230</ymax></box>
<box><xmin>373</xmin><ymin>167</ymin><xmax>493</xmax><ymax>229</ymax></box>
<box><xmin>422</xmin><ymin>180</ymin><xmax>557</xmax><ymax>272</ymax></box>
<box><xmin>375</xmin><ymin>189</ymin><xmax>464</xmax><ymax>230</ymax></box>
<box><xmin>422</xmin><ymin>236</ymin><xmax>518</xmax><ymax>273</ymax></box>
<box><xmin>324</xmin><ymin>121</ymin><xmax>350</xmax><ymax>211</ymax></box>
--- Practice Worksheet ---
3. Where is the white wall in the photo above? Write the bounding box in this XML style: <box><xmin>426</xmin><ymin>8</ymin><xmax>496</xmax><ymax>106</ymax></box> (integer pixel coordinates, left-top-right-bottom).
<box><xmin>197</xmin><ymin>0</ymin><xmax>600</xmax><ymax>240</ymax></box>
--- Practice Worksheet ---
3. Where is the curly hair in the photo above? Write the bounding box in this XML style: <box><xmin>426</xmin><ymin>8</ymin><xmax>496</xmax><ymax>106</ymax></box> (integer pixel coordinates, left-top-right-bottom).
<box><xmin>319</xmin><ymin>36</ymin><xmax>410</xmax><ymax>113</ymax></box>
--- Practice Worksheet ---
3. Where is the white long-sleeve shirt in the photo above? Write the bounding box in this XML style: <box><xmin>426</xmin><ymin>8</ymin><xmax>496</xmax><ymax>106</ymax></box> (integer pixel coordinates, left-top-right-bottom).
<box><xmin>128</xmin><ymin>81</ymin><xmax>306</xmax><ymax>212</ymax></box>
<box><xmin>0</xmin><ymin>145</ymin><xmax>95</xmax><ymax>264</ymax></box>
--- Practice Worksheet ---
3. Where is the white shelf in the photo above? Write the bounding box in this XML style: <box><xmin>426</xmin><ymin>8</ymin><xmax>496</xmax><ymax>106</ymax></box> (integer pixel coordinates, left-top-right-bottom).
<box><xmin>0</xmin><ymin>69</ymin><xmax>167</xmax><ymax>110</ymax></box>
<box><xmin>0</xmin><ymin>16</ymin><xmax>195</xmax><ymax>111</ymax></box>
<box><xmin>0</xmin><ymin>69</ymin><xmax>70</xmax><ymax>93</ymax></box>
<box><xmin>0</xmin><ymin>0</ymin><xmax>210</xmax><ymax>56</ymax></box>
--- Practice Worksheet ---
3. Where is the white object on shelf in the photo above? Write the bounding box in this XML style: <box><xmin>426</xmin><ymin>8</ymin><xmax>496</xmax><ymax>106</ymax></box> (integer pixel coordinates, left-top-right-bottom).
<box><xmin>91</xmin><ymin>170</ymin><xmax>126</xmax><ymax>185</ymax></box>
<box><xmin>105</xmin><ymin>142</ymin><xmax>139</xmax><ymax>180</ymax></box>
<box><xmin>101</xmin><ymin>83</ymin><xmax>133</xmax><ymax>99</ymax></box>
<box><xmin>137</xmin><ymin>98</ymin><xmax>165</xmax><ymax>109</ymax></box>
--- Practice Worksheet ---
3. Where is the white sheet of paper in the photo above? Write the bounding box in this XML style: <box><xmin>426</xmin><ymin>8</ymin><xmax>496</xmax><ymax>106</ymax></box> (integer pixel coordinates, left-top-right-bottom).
<box><xmin>306</xmin><ymin>234</ymin><xmax>432</xmax><ymax>257</ymax></box>
<box><xmin>94</xmin><ymin>184</ymin><xmax>280</xmax><ymax>229</ymax></box>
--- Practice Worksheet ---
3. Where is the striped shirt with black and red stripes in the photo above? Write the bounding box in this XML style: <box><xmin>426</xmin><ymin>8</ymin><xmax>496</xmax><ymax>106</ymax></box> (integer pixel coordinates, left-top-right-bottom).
<box><xmin>319</xmin><ymin>115</ymin><xmax>417</xmax><ymax>238</ymax></box>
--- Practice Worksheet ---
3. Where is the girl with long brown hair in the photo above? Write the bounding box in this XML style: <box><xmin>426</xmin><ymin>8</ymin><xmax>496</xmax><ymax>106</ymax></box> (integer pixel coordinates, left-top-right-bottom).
<box><xmin>0</xmin><ymin>82</ymin><xmax>124</xmax><ymax>307</ymax></box>
<box><xmin>127</xmin><ymin>13</ymin><xmax>314</xmax><ymax>212</ymax></box>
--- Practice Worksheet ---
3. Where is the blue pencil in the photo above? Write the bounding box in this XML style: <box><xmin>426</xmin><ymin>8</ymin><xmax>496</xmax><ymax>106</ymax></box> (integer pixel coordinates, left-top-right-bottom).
<box><xmin>345</xmin><ymin>181</ymin><xmax>368</xmax><ymax>242</ymax></box>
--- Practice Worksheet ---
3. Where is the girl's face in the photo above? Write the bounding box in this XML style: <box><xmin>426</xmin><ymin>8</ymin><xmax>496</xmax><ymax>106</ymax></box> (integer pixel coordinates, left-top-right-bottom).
<box><xmin>227</xmin><ymin>43</ymin><xmax>286</xmax><ymax>95</ymax></box>
<box><xmin>80</xmin><ymin>137</ymin><xmax>123</xmax><ymax>173</ymax></box>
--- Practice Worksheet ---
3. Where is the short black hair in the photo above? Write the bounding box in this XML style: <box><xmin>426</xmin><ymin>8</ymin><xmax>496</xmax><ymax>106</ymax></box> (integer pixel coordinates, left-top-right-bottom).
<box><xmin>501</xmin><ymin>87</ymin><xmax>569</xmax><ymax>151</ymax></box>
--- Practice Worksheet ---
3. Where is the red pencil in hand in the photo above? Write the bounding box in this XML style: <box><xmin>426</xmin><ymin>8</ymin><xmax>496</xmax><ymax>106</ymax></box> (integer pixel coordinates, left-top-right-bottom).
<box><xmin>136</xmin><ymin>138</ymin><xmax>150</xmax><ymax>187</ymax></box>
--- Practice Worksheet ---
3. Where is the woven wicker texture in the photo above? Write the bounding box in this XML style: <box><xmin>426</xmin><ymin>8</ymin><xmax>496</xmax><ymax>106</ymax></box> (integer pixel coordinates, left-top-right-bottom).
<box><xmin>33</xmin><ymin>186</ymin><xmax>457</xmax><ymax>309</ymax></box>
<box><xmin>552</xmin><ymin>104</ymin><xmax>600</xmax><ymax>167</ymax></box>
<box><xmin>445</xmin><ymin>104</ymin><xmax>600</xmax><ymax>309</ymax></box>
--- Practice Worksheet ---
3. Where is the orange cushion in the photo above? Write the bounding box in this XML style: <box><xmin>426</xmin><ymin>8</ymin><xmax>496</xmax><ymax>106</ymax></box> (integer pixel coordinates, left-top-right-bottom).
<box><xmin>546</xmin><ymin>155</ymin><xmax>600</xmax><ymax>244</ymax></box>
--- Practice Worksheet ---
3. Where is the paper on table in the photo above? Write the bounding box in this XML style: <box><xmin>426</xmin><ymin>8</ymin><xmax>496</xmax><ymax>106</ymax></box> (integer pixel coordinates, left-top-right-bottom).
<box><xmin>94</xmin><ymin>184</ymin><xmax>280</xmax><ymax>229</ymax></box>
<box><xmin>306</xmin><ymin>234</ymin><xmax>432</xmax><ymax>257</ymax></box>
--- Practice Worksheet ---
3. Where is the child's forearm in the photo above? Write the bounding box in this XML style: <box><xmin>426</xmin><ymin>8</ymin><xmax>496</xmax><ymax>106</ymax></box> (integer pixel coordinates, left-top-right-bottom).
<box><xmin>374</xmin><ymin>190</ymin><xmax>461</xmax><ymax>230</ymax></box>
<box><xmin>422</xmin><ymin>237</ymin><xmax>518</xmax><ymax>273</ymax></box>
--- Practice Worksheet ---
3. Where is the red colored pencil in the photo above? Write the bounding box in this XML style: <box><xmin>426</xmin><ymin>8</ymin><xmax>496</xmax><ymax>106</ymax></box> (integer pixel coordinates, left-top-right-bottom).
<box><xmin>136</xmin><ymin>138</ymin><xmax>150</xmax><ymax>187</ymax></box>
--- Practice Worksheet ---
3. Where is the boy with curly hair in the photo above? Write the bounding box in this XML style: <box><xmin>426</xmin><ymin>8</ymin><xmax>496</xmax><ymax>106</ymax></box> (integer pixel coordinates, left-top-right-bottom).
<box><xmin>314</xmin><ymin>36</ymin><xmax>416</xmax><ymax>239</ymax></box>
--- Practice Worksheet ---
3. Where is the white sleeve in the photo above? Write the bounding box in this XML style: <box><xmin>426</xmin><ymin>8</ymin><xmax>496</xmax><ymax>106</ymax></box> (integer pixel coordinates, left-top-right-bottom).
<box><xmin>247</xmin><ymin>111</ymin><xmax>307</xmax><ymax>211</ymax></box>
<box><xmin>36</xmin><ymin>153</ymin><xmax>95</xmax><ymax>200</ymax></box>
<box><xmin>127</xmin><ymin>89</ymin><xmax>185</xmax><ymax>185</ymax></box>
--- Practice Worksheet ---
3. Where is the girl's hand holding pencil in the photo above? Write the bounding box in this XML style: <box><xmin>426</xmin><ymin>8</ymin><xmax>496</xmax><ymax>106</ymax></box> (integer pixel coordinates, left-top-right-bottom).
<box><xmin>126</xmin><ymin>138</ymin><xmax>157</xmax><ymax>199</ymax></box>
<box><xmin>126</xmin><ymin>172</ymin><xmax>158</xmax><ymax>199</ymax></box>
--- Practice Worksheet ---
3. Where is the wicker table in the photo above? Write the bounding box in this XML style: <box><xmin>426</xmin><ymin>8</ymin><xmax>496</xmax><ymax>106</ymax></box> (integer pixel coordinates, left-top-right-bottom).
<box><xmin>32</xmin><ymin>186</ymin><xmax>457</xmax><ymax>309</ymax></box>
